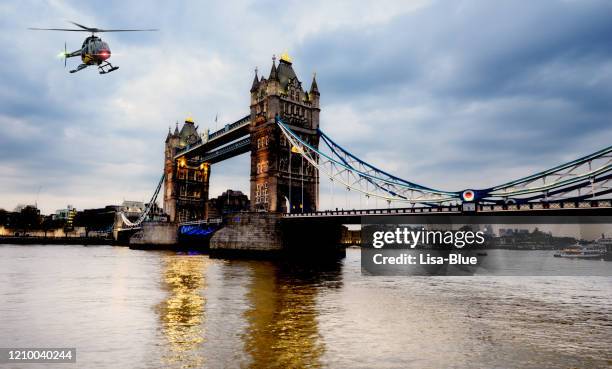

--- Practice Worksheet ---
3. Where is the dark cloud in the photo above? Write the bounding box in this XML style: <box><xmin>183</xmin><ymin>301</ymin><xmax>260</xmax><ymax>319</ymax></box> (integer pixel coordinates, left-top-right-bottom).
<box><xmin>293</xmin><ymin>0</ymin><xmax>612</xmax><ymax>191</ymax></box>
<box><xmin>299</xmin><ymin>0</ymin><xmax>612</xmax><ymax>100</ymax></box>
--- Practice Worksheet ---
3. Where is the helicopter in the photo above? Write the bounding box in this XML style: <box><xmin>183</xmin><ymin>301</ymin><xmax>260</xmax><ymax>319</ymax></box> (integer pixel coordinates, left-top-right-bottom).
<box><xmin>28</xmin><ymin>21</ymin><xmax>157</xmax><ymax>74</ymax></box>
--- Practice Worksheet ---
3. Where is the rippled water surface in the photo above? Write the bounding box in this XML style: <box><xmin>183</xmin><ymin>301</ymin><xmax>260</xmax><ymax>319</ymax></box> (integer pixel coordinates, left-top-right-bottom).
<box><xmin>0</xmin><ymin>245</ymin><xmax>610</xmax><ymax>368</ymax></box>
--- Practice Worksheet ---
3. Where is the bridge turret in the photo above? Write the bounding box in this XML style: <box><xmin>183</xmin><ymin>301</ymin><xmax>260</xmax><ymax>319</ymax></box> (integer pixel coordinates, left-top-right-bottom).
<box><xmin>309</xmin><ymin>73</ymin><xmax>320</xmax><ymax>110</ymax></box>
<box><xmin>269</xmin><ymin>54</ymin><xmax>279</xmax><ymax>81</ymax></box>
<box><xmin>250</xmin><ymin>67</ymin><xmax>259</xmax><ymax>93</ymax></box>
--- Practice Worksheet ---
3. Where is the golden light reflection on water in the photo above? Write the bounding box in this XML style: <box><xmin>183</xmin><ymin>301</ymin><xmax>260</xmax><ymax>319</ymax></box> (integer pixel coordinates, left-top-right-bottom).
<box><xmin>154</xmin><ymin>254</ymin><xmax>341</xmax><ymax>368</ymax></box>
<box><xmin>243</xmin><ymin>262</ymin><xmax>326</xmax><ymax>368</ymax></box>
<box><xmin>157</xmin><ymin>254</ymin><xmax>208</xmax><ymax>368</ymax></box>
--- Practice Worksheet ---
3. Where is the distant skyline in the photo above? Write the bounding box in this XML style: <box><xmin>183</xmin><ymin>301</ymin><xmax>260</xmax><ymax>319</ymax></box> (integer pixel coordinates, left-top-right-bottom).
<box><xmin>1</xmin><ymin>0</ymin><xmax>611</xmax><ymax>214</ymax></box>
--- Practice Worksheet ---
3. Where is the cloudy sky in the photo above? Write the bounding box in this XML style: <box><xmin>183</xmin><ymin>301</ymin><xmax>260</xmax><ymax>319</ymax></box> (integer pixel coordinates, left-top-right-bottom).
<box><xmin>1</xmin><ymin>0</ymin><xmax>611</xmax><ymax>214</ymax></box>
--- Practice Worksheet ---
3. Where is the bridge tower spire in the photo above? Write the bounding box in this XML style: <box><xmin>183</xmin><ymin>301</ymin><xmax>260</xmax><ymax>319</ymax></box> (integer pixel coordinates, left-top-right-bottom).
<box><xmin>249</xmin><ymin>53</ymin><xmax>320</xmax><ymax>213</ymax></box>
<box><xmin>250</xmin><ymin>67</ymin><xmax>259</xmax><ymax>92</ymax></box>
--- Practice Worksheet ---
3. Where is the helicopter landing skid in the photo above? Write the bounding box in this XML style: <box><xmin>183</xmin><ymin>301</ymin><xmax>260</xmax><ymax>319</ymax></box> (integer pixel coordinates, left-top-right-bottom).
<box><xmin>98</xmin><ymin>61</ymin><xmax>119</xmax><ymax>74</ymax></box>
<box><xmin>69</xmin><ymin>64</ymin><xmax>88</xmax><ymax>74</ymax></box>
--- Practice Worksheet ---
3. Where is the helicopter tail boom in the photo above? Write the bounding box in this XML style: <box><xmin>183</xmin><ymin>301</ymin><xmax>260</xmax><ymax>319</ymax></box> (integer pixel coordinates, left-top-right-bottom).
<box><xmin>66</xmin><ymin>49</ymin><xmax>81</xmax><ymax>58</ymax></box>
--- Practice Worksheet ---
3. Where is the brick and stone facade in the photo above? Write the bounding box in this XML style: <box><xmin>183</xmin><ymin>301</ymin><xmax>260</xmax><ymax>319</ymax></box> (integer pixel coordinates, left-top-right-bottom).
<box><xmin>210</xmin><ymin>212</ymin><xmax>283</xmax><ymax>253</ymax></box>
<box><xmin>249</xmin><ymin>54</ymin><xmax>320</xmax><ymax>213</ymax></box>
<box><xmin>163</xmin><ymin>118</ymin><xmax>210</xmax><ymax>222</ymax></box>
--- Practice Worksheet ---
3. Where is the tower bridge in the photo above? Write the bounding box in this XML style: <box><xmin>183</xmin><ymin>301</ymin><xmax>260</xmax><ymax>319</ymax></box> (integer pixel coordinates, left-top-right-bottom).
<box><xmin>165</xmin><ymin>53</ymin><xmax>321</xmax><ymax>224</ymax></box>
<box><xmin>116</xmin><ymin>53</ymin><xmax>612</xmax><ymax>253</ymax></box>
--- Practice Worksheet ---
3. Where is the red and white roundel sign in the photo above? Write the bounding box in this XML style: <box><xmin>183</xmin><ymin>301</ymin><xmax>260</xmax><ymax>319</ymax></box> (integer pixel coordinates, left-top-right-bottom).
<box><xmin>462</xmin><ymin>190</ymin><xmax>475</xmax><ymax>202</ymax></box>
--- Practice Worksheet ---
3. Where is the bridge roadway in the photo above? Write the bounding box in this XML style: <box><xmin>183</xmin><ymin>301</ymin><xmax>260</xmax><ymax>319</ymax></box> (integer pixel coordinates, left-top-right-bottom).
<box><xmin>174</xmin><ymin>115</ymin><xmax>251</xmax><ymax>161</ymax></box>
<box><xmin>281</xmin><ymin>199</ymin><xmax>612</xmax><ymax>224</ymax></box>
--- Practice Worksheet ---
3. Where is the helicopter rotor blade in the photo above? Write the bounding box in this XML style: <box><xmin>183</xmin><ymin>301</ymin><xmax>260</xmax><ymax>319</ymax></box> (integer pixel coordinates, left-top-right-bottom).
<box><xmin>29</xmin><ymin>20</ymin><xmax>158</xmax><ymax>33</ymax></box>
<box><xmin>68</xmin><ymin>21</ymin><xmax>95</xmax><ymax>31</ymax></box>
<box><xmin>28</xmin><ymin>28</ymin><xmax>90</xmax><ymax>32</ymax></box>
<box><xmin>29</xmin><ymin>27</ymin><xmax>157</xmax><ymax>33</ymax></box>
<box><xmin>64</xmin><ymin>42</ymin><xmax>67</xmax><ymax>68</ymax></box>
<box><xmin>94</xmin><ymin>29</ymin><xmax>158</xmax><ymax>32</ymax></box>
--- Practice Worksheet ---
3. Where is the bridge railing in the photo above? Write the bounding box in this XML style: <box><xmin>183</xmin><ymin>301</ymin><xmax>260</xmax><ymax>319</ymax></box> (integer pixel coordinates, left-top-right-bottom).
<box><xmin>282</xmin><ymin>206</ymin><xmax>462</xmax><ymax>217</ymax></box>
<box><xmin>179</xmin><ymin>218</ymin><xmax>223</xmax><ymax>226</ymax></box>
<box><xmin>477</xmin><ymin>199</ymin><xmax>612</xmax><ymax>212</ymax></box>
<box><xmin>282</xmin><ymin>199</ymin><xmax>612</xmax><ymax>217</ymax></box>
<box><xmin>207</xmin><ymin>115</ymin><xmax>250</xmax><ymax>141</ymax></box>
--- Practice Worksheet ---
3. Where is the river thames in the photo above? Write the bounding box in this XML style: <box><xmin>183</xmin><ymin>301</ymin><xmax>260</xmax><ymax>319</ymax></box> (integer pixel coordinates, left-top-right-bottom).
<box><xmin>0</xmin><ymin>245</ymin><xmax>610</xmax><ymax>368</ymax></box>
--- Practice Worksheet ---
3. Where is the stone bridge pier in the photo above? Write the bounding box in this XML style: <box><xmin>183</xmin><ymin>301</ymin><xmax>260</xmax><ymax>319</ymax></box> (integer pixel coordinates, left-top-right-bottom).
<box><xmin>210</xmin><ymin>212</ymin><xmax>344</xmax><ymax>257</ymax></box>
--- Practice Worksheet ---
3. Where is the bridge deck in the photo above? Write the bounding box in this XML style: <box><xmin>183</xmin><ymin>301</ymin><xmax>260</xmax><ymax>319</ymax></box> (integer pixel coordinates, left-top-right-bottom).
<box><xmin>281</xmin><ymin>199</ymin><xmax>612</xmax><ymax>223</ymax></box>
<box><xmin>201</xmin><ymin>137</ymin><xmax>250</xmax><ymax>164</ymax></box>
<box><xmin>175</xmin><ymin>115</ymin><xmax>250</xmax><ymax>160</ymax></box>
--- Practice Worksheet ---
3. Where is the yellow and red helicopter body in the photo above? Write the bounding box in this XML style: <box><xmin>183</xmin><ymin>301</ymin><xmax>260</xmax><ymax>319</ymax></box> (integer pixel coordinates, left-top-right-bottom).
<box><xmin>60</xmin><ymin>35</ymin><xmax>114</xmax><ymax>73</ymax></box>
<box><xmin>80</xmin><ymin>36</ymin><xmax>112</xmax><ymax>65</ymax></box>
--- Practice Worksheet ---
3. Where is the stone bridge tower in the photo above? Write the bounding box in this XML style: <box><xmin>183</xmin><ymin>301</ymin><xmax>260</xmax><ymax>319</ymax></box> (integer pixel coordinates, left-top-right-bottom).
<box><xmin>163</xmin><ymin>118</ymin><xmax>210</xmax><ymax>222</ymax></box>
<box><xmin>249</xmin><ymin>54</ymin><xmax>320</xmax><ymax>213</ymax></box>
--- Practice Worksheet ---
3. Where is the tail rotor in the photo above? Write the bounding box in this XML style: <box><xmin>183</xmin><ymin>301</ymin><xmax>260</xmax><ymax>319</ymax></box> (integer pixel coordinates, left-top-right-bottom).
<box><xmin>57</xmin><ymin>42</ymin><xmax>68</xmax><ymax>67</ymax></box>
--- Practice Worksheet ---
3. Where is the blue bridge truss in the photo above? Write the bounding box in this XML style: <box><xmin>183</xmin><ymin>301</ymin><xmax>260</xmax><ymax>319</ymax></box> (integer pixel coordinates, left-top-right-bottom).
<box><xmin>276</xmin><ymin>116</ymin><xmax>612</xmax><ymax>207</ymax></box>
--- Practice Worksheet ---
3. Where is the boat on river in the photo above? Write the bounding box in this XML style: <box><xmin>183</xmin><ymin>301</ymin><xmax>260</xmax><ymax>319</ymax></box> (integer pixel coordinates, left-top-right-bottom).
<box><xmin>553</xmin><ymin>244</ymin><xmax>605</xmax><ymax>259</ymax></box>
